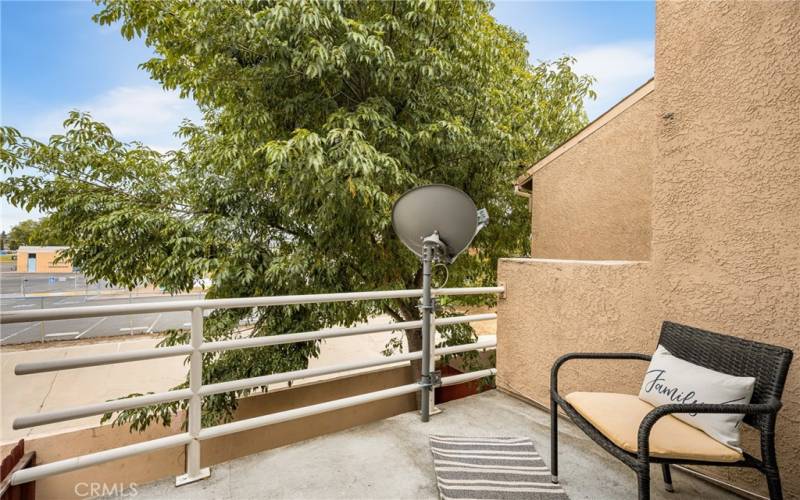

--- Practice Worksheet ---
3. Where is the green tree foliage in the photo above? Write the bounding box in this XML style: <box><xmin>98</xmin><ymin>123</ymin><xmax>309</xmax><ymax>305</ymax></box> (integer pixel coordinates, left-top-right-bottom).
<box><xmin>0</xmin><ymin>0</ymin><xmax>593</xmax><ymax>430</ymax></box>
<box><xmin>6</xmin><ymin>217</ymin><xmax>64</xmax><ymax>250</ymax></box>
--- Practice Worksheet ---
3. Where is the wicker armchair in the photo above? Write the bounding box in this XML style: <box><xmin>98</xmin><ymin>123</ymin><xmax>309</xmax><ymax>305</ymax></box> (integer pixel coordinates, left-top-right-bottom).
<box><xmin>550</xmin><ymin>321</ymin><xmax>793</xmax><ymax>500</ymax></box>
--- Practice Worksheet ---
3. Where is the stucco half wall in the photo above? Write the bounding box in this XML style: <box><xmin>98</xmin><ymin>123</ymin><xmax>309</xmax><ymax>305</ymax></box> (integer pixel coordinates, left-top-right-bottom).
<box><xmin>496</xmin><ymin>258</ymin><xmax>656</xmax><ymax>403</ymax></box>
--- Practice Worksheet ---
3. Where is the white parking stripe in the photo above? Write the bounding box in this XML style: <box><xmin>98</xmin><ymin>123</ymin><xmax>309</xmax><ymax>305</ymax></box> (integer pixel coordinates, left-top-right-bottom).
<box><xmin>45</xmin><ymin>331</ymin><xmax>80</xmax><ymax>338</ymax></box>
<box><xmin>1</xmin><ymin>321</ymin><xmax>42</xmax><ymax>341</ymax></box>
<box><xmin>75</xmin><ymin>317</ymin><xmax>108</xmax><ymax>339</ymax></box>
<box><xmin>53</xmin><ymin>298</ymin><xmax>82</xmax><ymax>305</ymax></box>
<box><xmin>120</xmin><ymin>327</ymin><xmax>149</xmax><ymax>332</ymax></box>
<box><xmin>146</xmin><ymin>314</ymin><xmax>163</xmax><ymax>333</ymax></box>
<box><xmin>13</xmin><ymin>304</ymin><xmax>35</xmax><ymax>309</ymax></box>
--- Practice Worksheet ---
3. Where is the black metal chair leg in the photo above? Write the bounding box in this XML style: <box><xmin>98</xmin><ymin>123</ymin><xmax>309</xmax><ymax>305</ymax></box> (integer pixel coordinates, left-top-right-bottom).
<box><xmin>765</xmin><ymin>470</ymin><xmax>783</xmax><ymax>500</ymax></box>
<box><xmin>550</xmin><ymin>395</ymin><xmax>558</xmax><ymax>484</ymax></box>
<box><xmin>661</xmin><ymin>464</ymin><xmax>673</xmax><ymax>492</ymax></box>
<box><xmin>637</xmin><ymin>465</ymin><xmax>651</xmax><ymax>500</ymax></box>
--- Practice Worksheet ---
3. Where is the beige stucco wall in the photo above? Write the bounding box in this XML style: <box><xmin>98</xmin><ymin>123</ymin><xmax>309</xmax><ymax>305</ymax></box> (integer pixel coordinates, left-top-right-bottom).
<box><xmin>499</xmin><ymin>1</ymin><xmax>799</xmax><ymax>497</ymax></box>
<box><xmin>497</xmin><ymin>259</ymin><xmax>656</xmax><ymax>401</ymax></box>
<box><xmin>650</xmin><ymin>1</ymin><xmax>800</xmax><ymax>494</ymax></box>
<box><xmin>529</xmin><ymin>92</ymin><xmax>654</xmax><ymax>261</ymax></box>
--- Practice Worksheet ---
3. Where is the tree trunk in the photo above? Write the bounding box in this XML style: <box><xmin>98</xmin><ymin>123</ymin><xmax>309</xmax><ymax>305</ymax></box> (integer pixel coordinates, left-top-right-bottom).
<box><xmin>405</xmin><ymin>327</ymin><xmax>424</xmax><ymax>410</ymax></box>
<box><xmin>405</xmin><ymin>327</ymin><xmax>423</xmax><ymax>381</ymax></box>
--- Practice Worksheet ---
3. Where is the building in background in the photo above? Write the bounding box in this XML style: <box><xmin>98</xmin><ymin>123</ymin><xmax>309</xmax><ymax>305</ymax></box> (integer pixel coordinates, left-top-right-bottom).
<box><xmin>15</xmin><ymin>246</ymin><xmax>72</xmax><ymax>273</ymax></box>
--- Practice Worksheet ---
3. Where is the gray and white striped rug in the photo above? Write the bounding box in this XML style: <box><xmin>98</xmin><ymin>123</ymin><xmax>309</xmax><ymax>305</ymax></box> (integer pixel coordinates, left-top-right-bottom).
<box><xmin>430</xmin><ymin>436</ymin><xmax>568</xmax><ymax>499</ymax></box>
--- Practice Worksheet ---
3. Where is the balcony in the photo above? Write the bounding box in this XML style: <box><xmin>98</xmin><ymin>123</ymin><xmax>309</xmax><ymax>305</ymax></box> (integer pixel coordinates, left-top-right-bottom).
<box><xmin>0</xmin><ymin>288</ymin><xmax>755</xmax><ymax>499</ymax></box>
<box><xmin>127</xmin><ymin>390</ymin><xmax>736</xmax><ymax>500</ymax></box>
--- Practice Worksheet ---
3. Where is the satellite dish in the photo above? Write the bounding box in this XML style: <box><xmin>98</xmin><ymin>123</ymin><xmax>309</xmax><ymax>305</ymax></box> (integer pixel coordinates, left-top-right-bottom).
<box><xmin>391</xmin><ymin>184</ymin><xmax>489</xmax><ymax>423</ymax></box>
<box><xmin>392</xmin><ymin>184</ymin><xmax>487</xmax><ymax>264</ymax></box>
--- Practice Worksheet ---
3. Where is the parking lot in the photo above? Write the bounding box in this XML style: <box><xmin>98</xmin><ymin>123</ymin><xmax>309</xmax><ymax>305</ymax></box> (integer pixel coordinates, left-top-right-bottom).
<box><xmin>1</xmin><ymin>271</ymin><xmax>120</xmax><ymax>296</ymax></box>
<box><xmin>0</xmin><ymin>271</ymin><xmax>210</xmax><ymax>345</ymax></box>
<box><xmin>0</xmin><ymin>293</ymin><xmax>206</xmax><ymax>345</ymax></box>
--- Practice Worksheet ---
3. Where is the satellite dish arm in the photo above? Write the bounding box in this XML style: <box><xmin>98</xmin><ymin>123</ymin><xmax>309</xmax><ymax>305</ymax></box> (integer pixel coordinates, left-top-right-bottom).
<box><xmin>475</xmin><ymin>208</ymin><xmax>489</xmax><ymax>236</ymax></box>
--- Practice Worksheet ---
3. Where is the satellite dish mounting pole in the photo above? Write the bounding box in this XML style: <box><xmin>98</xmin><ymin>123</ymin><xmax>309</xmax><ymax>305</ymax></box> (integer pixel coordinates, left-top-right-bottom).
<box><xmin>420</xmin><ymin>231</ymin><xmax>444</xmax><ymax>422</ymax></box>
<box><xmin>390</xmin><ymin>185</ymin><xmax>488</xmax><ymax>423</ymax></box>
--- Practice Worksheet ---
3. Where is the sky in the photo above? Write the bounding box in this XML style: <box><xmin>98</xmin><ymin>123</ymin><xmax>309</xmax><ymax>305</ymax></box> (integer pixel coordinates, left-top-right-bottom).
<box><xmin>0</xmin><ymin>1</ymin><xmax>655</xmax><ymax>232</ymax></box>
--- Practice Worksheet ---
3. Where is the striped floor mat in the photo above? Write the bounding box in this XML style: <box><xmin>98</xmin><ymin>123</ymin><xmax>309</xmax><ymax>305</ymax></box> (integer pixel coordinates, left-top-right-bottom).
<box><xmin>430</xmin><ymin>436</ymin><xmax>568</xmax><ymax>499</ymax></box>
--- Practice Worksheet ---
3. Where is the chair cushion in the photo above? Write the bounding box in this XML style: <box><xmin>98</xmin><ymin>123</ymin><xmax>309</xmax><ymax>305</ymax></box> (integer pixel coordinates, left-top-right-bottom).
<box><xmin>564</xmin><ymin>392</ymin><xmax>744</xmax><ymax>463</ymax></box>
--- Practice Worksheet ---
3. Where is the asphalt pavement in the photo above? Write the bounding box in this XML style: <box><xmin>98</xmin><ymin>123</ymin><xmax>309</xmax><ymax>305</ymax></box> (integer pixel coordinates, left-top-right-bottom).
<box><xmin>0</xmin><ymin>294</ymin><xmax>206</xmax><ymax>345</ymax></box>
<box><xmin>0</xmin><ymin>271</ymin><xmax>118</xmax><ymax>296</ymax></box>
<box><xmin>0</xmin><ymin>271</ymin><xmax>211</xmax><ymax>345</ymax></box>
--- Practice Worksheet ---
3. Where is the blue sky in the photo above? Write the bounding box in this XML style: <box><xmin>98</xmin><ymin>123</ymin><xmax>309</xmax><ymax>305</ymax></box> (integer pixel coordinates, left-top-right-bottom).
<box><xmin>1</xmin><ymin>1</ymin><xmax>654</xmax><ymax>231</ymax></box>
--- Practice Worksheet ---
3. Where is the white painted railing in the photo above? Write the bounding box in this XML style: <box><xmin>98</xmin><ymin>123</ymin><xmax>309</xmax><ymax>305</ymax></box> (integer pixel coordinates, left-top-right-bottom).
<box><xmin>1</xmin><ymin>286</ymin><xmax>502</xmax><ymax>487</ymax></box>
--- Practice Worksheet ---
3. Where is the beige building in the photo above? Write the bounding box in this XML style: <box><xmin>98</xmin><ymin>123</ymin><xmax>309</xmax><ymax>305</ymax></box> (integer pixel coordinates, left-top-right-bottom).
<box><xmin>15</xmin><ymin>246</ymin><xmax>72</xmax><ymax>273</ymax></box>
<box><xmin>500</xmin><ymin>1</ymin><xmax>799</xmax><ymax>498</ymax></box>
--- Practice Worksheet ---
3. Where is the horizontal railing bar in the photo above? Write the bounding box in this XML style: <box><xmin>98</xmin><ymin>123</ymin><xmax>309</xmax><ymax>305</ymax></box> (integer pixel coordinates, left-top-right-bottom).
<box><xmin>435</xmin><ymin>338</ymin><xmax>496</xmax><ymax>356</ymax></box>
<box><xmin>9</xmin><ymin>368</ymin><xmax>497</xmax><ymax>485</ymax></box>
<box><xmin>14</xmin><ymin>315</ymin><xmax>496</xmax><ymax>376</ymax></box>
<box><xmin>201</xmin><ymin>314</ymin><xmax>496</xmax><ymax>353</ymax></box>
<box><xmin>200</xmin><ymin>338</ymin><xmax>497</xmax><ymax>397</ymax></box>
<box><xmin>198</xmin><ymin>369</ymin><xmax>498</xmax><ymax>441</ymax></box>
<box><xmin>10</xmin><ymin>433</ymin><xmax>192</xmax><ymax>486</ymax></box>
<box><xmin>198</xmin><ymin>383</ymin><xmax>420</xmax><ymax>441</ymax></box>
<box><xmin>0</xmin><ymin>286</ymin><xmax>504</xmax><ymax>324</ymax></box>
<box><xmin>440</xmin><ymin>368</ymin><xmax>496</xmax><ymax>386</ymax></box>
<box><xmin>14</xmin><ymin>339</ymin><xmax>497</xmax><ymax>429</ymax></box>
<box><xmin>14</xmin><ymin>344</ymin><xmax>194</xmax><ymax>376</ymax></box>
<box><xmin>201</xmin><ymin>354</ymin><xmax>419</xmax><ymax>397</ymax></box>
<box><xmin>12</xmin><ymin>389</ymin><xmax>194</xmax><ymax>430</ymax></box>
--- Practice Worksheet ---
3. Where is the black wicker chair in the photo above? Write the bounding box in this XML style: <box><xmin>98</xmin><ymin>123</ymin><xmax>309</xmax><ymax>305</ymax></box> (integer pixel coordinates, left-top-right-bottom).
<box><xmin>550</xmin><ymin>321</ymin><xmax>793</xmax><ymax>500</ymax></box>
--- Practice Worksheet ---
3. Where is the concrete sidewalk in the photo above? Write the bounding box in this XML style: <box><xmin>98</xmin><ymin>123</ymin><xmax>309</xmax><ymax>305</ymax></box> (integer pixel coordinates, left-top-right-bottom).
<box><xmin>1</xmin><ymin>336</ymin><xmax>187</xmax><ymax>442</ymax></box>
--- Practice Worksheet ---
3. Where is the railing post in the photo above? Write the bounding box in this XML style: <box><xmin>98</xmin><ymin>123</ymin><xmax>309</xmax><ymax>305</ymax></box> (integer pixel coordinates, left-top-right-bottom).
<box><xmin>176</xmin><ymin>306</ymin><xmax>210</xmax><ymax>486</ymax></box>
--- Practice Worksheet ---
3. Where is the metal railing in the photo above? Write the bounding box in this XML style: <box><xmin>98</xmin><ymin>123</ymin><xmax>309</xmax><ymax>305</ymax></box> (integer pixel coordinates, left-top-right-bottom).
<box><xmin>0</xmin><ymin>286</ymin><xmax>503</xmax><ymax>487</ymax></box>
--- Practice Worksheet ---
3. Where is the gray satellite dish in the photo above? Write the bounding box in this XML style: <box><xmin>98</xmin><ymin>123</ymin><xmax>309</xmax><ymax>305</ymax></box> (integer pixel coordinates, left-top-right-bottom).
<box><xmin>391</xmin><ymin>184</ymin><xmax>489</xmax><ymax>424</ymax></box>
<box><xmin>392</xmin><ymin>184</ymin><xmax>487</xmax><ymax>264</ymax></box>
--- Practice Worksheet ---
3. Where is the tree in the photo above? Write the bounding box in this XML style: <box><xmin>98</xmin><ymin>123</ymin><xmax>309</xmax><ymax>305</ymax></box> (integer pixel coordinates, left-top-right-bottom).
<box><xmin>0</xmin><ymin>0</ymin><xmax>593</xmax><ymax>430</ymax></box>
<box><xmin>5</xmin><ymin>217</ymin><xmax>64</xmax><ymax>250</ymax></box>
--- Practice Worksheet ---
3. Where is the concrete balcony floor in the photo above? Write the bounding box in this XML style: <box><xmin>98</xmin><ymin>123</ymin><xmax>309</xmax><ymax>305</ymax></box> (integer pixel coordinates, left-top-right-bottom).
<box><xmin>130</xmin><ymin>390</ymin><xmax>739</xmax><ymax>499</ymax></box>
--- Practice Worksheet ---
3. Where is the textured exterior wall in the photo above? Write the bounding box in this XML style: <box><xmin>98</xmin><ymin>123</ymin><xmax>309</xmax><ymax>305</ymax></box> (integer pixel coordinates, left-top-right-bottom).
<box><xmin>530</xmin><ymin>93</ymin><xmax>654</xmax><ymax>261</ymax></box>
<box><xmin>652</xmin><ymin>1</ymin><xmax>800</xmax><ymax>494</ymax></box>
<box><xmin>500</xmin><ymin>1</ymin><xmax>799</xmax><ymax>497</ymax></box>
<box><xmin>497</xmin><ymin>259</ymin><xmax>657</xmax><ymax>401</ymax></box>
<box><xmin>15</xmin><ymin>250</ymin><xmax>72</xmax><ymax>273</ymax></box>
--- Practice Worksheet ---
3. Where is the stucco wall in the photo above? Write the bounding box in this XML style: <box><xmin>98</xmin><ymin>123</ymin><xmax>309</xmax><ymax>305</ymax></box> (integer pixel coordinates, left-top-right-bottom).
<box><xmin>500</xmin><ymin>1</ymin><xmax>799</xmax><ymax>497</ymax></box>
<box><xmin>497</xmin><ymin>259</ymin><xmax>656</xmax><ymax>401</ymax></box>
<box><xmin>529</xmin><ymin>92</ymin><xmax>654</xmax><ymax>261</ymax></box>
<box><xmin>652</xmin><ymin>1</ymin><xmax>800</xmax><ymax>494</ymax></box>
<box><xmin>15</xmin><ymin>250</ymin><xmax>72</xmax><ymax>273</ymax></box>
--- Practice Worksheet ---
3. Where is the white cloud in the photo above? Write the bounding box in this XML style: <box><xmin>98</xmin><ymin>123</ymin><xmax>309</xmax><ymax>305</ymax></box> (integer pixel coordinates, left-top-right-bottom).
<box><xmin>2</xmin><ymin>85</ymin><xmax>201</xmax><ymax>231</ymax></box>
<box><xmin>26</xmin><ymin>85</ymin><xmax>201</xmax><ymax>152</ymax></box>
<box><xmin>0</xmin><ymin>201</ymin><xmax>43</xmax><ymax>233</ymax></box>
<box><xmin>570</xmin><ymin>40</ymin><xmax>654</xmax><ymax>120</ymax></box>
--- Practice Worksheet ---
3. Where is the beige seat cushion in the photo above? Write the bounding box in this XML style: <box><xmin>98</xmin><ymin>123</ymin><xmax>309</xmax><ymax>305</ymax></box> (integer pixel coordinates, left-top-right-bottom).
<box><xmin>564</xmin><ymin>392</ymin><xmax>743</xmax><ymax>463</ymax></box>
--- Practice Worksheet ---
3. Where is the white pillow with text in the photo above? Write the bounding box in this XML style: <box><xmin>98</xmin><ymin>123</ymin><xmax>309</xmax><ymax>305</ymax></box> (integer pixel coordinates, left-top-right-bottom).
<box><xmin>638</xmin><ymin>345</ymin><xmax>755</xmax><ymax>451</ymax></box>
